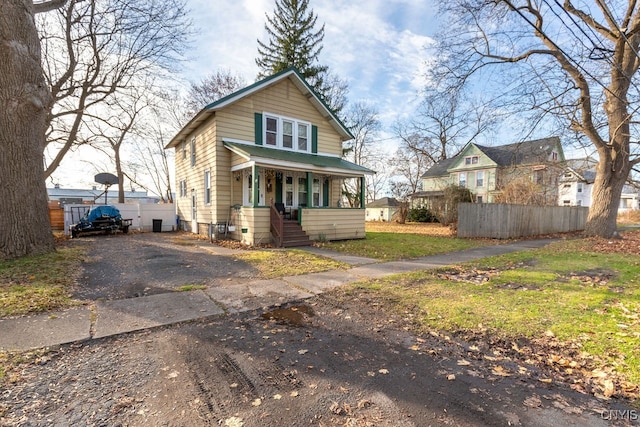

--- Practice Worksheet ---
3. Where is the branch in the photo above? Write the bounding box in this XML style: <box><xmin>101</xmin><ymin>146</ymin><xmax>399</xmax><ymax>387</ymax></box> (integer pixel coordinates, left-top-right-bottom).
<box><xmin>564</xmin><ymin>0</ymin><xmax>617</xmax><ymax>41</ymax></box>
<box><xmin>33</xmin><ymin>0</ymin><xmax>68</xmax><ymax>13</ymax></box>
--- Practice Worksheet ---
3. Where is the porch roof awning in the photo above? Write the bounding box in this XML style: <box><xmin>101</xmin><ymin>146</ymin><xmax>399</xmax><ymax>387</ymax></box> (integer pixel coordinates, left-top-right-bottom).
<box><xmin>223</xmin><ymin>141</ymin><xmax>375</xmax><ymax>177</ymax></box>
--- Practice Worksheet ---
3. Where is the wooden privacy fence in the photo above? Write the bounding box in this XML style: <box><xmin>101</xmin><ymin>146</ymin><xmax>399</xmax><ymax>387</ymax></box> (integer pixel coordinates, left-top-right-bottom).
<box><xmin>457</xmin><ymin>203</ymin><xmax>589</xmax><ymax>239</ymax></box>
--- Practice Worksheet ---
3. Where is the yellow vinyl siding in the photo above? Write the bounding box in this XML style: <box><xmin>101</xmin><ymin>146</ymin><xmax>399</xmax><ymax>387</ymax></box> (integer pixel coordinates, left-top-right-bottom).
<box><xmin>216</xmin><ymin>78</ymin><xmax>344</xmax><ymax>156</ymax></box>
<box><xmin>301</xmin><ymin>208</ymin><xmax>365</xmax><ymax>241</ymax></box>
<box><xmin>234</xmin><ymin>207</ymin><xmax>271</xmax><ymax>245</ymax></box>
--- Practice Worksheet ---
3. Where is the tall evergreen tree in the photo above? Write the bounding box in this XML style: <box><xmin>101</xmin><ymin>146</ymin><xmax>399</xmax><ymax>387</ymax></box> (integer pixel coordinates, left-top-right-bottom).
<box><xmin>256</xmin><ymin>0</ymin><xmax>347</xmax><ymax>113</ymax></box>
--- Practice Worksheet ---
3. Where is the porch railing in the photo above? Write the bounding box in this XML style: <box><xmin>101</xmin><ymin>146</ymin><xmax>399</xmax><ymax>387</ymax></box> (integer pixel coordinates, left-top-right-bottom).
<box><xmin>270</xmin><ymin>203</ymin><xmax>284</xmax><ymax>247</ymax></box>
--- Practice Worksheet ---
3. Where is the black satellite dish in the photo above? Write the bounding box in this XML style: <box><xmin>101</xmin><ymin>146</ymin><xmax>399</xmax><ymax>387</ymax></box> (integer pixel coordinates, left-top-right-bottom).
<box><xmin>95</xmin><ymin>173</ymin><xmax>119</xmax><ymax>204</ymax></box>
<box><xmin>95</xmin><ymin>173</ymin><xmax>119</xmax><ymax>186</ymax></box>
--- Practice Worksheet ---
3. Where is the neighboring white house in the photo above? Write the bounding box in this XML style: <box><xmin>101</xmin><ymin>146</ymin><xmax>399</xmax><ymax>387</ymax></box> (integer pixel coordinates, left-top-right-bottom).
<box><xmin>47</xmin><ymin>184</ymin><xmax>159</xmax><ymax>204</ymax></box>
<box><xmin>558</xmin><ymin>158</ymin><xmax>640</xmax><ymax>211</ymax></box>
<box><xmin>365</xmin><ymin>197</ymin><xmax>399</xmax><ymax>221</ymax></box>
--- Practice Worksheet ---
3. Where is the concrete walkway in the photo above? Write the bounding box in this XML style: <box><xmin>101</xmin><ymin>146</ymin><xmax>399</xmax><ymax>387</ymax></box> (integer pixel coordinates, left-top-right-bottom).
<box><xmin>0</xmin><ymin>239</ymin><xmax>555</xmax><ymax>352</ymax></box>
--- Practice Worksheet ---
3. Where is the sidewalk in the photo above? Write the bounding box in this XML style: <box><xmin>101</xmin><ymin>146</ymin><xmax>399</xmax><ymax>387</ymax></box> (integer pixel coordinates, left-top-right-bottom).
<box><xmin>0</xmin><ymin>239</ymin><xmax>555</xmax><ymax>352</ymax></box>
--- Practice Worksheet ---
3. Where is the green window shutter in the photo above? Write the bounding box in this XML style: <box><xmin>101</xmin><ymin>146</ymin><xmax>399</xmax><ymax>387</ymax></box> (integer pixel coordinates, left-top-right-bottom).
<box><xmin>255</xmin><ymin>113</ymin><xmax>263</xmax><ymax>145</ymax></box>
<box><xmin>311</xmin><ymin>125</ymin><xmax>318</xmax><ymax>153</ymax></box>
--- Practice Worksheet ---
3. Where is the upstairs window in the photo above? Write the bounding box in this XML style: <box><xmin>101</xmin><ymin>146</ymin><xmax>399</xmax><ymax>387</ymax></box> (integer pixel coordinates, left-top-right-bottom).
<box><xmin>190</xmin><ymin>137</ymin><xmax>196</xmax><ymax>167</ymax></box>
<box><xmin>465</xmin><ymin>156</ymin><xmax>479</xmax><ymax>165</ymax></box>
<box><xmin>476</xmin><ymin>171</ymin><xmax>484</xmax><ymax>187</ymax></box>
<box><xmin>266</xmin><ymin>117</ymin><xmax>278</xmax><ymax>146</ymax></box>
<box><xmin>283</xmin><ymin>120</ymin><xmax>293</xmax><ymax>148</ymax></box>
<box><xmin>459</xmin><ymin>172</ymin><xmax>467</xmax><ymax>187</ymax></box>
<box><xmin>298</xmin><ymin>123</ymin><xmax>308</xmax><ymax>151</ymax></box>
<box><xmin>263</xmin><ymin>113</ymin><xmax>311</xmax><ymax>153</ymax></box>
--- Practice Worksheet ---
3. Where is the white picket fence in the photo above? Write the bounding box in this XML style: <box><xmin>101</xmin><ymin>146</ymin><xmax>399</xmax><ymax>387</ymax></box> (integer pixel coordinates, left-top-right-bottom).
<box><xmin>63</xmin><ymin>203</ymin><xmax>177</xmax><ymax>235</ymax></box>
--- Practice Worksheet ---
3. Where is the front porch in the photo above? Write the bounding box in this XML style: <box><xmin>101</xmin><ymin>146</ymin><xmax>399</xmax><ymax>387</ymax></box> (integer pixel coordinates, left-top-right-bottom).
<box><xmin>227</xmin><ymin>205</ymin><xmax>366</xmax><ymax>247</ymax></box>
<box><xmin>225</xmin><ymin>141</ymin><xmax>371</xmax><ymax>247</ymax></box>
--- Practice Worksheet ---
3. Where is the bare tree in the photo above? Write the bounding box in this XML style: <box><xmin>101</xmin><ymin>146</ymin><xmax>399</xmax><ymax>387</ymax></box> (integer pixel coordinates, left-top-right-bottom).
<box><xmin>437</xmin><ymin>0</ymin><xmax>640</xmax><ymax>238</ymax></box>
<box><xmin>0</xmin><ymin>0</ymin><xmax>54</xmax><ymax>259</ymax></box>
<box><xmin>389</xmin><ymin>144</ymin><xmax>430</xmax><ymax>196</ymax></box>
<box><xmin>185</xmin><ymin>70</ymin><xmax>246</xmax><ymax>118</ymax></box>
<box><xmin>85</xmin><ymin>85</ymin><xmax>149</xmax><ymax>203</ymax></box>
<box><xmin>39</xmin><ymin>0</ymin><xmax>190</xmax><ymax>180</ymax></box>
<box><xmin>125</xmin><ymin>90</ymin><xmax>184</xmax><ymax>203</ymax></box>
<box><xmin>342</xmin><ymin>102</ymin><xmax>381</xmax><ymax>206</ymax></box>
<box><xmin>396</xmin><ymin>84</ymin><xmax>498</xmax><ymax>164</ymax></box>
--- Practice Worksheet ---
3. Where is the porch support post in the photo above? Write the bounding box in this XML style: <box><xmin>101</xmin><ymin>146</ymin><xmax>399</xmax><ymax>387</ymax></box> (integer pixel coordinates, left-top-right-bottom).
<box><xmin>253</xmin><ymin>164</ymin><xmax>260</xmax><ymax>208</ymax></box>
<box><xmin>306</xmin><ymin>172</ymin><xmax>313</xmax><ymax>206</ymax></box>
<box><xmin>360</xmin><ymin>176</ymin><xmax>366</xmax><ymax>209</ymax></box>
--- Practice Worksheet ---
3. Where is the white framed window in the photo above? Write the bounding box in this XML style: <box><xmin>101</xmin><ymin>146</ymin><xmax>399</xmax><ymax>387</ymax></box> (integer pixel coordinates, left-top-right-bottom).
<box><xmin>204</xmin><ymin>170</ymin><xmax>211</xmax><ymax>205</ymax></box>
<box><xmin>477</xmin><ymin>195</ymin><xmax>483</xmax><ymax>203</ymax></box>
<box><xmin>476</xmin><ymin>171</ymin><xmax>484</xmax><ymax>187</ymax></box>
<box><xmin>312</xmin><ymin>178</ymin><xmax>322</xmax><ymax>207</ymax></box>
<box><xmin>190</xmin><ymin>137</ymin><xmax>196</xmax><ymax>167</ymax></box>
<box><xmin>465</xmin><ymin>156</ymin><xmax>479</xmax><ymax>165</ymax></box>
<box><xmin>181</xmin><ymin>142</ymin><xmax>187</xmax><ymax>160</ymax></box>
<box><xmin>577</xmin><ymin>183</ymin><xmax>583</xmax><ymax>193</ymax></box>
<box><xmin>298</xmin><ymin>177</ymin><xmax>308</xmax><ymax>206</ymax></box>
<box><xmin>459</xmin><ymin>172</ymin><xmax>466</xmax><ymax>187</ymax></box>
<box><xmin>266</xmin><ymin>117</ymin><xmax>277</xmax><ymax>146</ymax></box>
<box><xmin>283</xmin><ymin>120</ymin><xmax>293</xmax><ymax>149</ymax></box>
<box><xmin>179</xmin><ymin>179</ymin><xmax>187</xmax><ymax>197</ymax></box>
<box><xmin>263</xmin><ymin>113</ymin><xmax>311</xmax><ymax>153</ymax></box>
<box><xmin>298</xmin><ymin>123</ymin><xmax>308</xmax><ymax>151</ymax></box>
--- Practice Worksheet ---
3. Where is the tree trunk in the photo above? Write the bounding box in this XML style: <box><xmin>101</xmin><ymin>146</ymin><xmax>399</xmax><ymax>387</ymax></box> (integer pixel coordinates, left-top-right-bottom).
<box><xmin>0</xmin><ymin>0</ymin><xmax>55</xmax><ymax>259</ymax></box>
<box><xmin>583</xmin><ymin>154</ymin><xmax>629</xmax><ymax>238</ymax></box>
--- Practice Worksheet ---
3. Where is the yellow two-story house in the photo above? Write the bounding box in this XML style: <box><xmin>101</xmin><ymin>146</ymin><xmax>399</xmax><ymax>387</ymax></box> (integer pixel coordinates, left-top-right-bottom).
<box><xmin>166</xmin><ymin>67</ymin><xmax>373</xmax><ymax>247</ymax></box>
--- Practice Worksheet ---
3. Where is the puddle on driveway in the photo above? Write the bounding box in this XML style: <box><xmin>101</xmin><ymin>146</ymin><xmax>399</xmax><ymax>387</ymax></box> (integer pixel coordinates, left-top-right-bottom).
<box><xmin>260</xmin><ymin>304</ymin><xmax>315</xmax><ymax>327</ymax></box>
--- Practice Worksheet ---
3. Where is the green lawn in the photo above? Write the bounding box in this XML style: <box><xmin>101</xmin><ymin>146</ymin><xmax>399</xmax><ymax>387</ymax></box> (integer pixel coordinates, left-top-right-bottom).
<box><xmin>348</xmin><ymin>238</ymin><xmax>640</xmax><ymax>391</ymax></box>
<box><xmin>323</xmin><ymin>231</ymin><xmax>487</xmax><ymax>260</ymax></box>
<box><xmin>0</xmin><ymin>245</ymin><xmax>87</xmax><ymax>317</ymax></box>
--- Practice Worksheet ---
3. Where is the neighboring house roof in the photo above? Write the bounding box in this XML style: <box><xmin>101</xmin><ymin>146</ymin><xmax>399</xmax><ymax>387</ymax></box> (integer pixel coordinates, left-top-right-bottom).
<box><xmin>561</xmin><ymin>158</ymin><xmax>598</xmax><ymax>184</ymax></box>
<box><xmin>166</xmin><ymin>67</ymin><xmax>353</xmax><ymax>149</ymax></box>
<box><xmin>367</xmin><ymin>197</ymin><xmax>400</xmax><ymax>208</ymax></box>
<box><xmin>474</xmin><ymin>136</ymin><xmax>562</xmax><ymax>167</ymax></box>
<box><xmin>223</xmin><ymin>141</ymin><xmax>374</xmax><ymax>177</ymax></box>
<box><xmin>411</xmin><ymin>190</ymin><xmax>445</xmax><ymax>198</ymax></box>
<box><xmin>47</xmin><ymin>187</ymin><xmax>150</xmax><ymax>200</ymax></box>
<box><xmin>421</xmin><ymin>137</ymin><xmax>563</xmax><ymax>178</ymax></box>
<box><xmin>422</xmin><ymin>157</ymin><xmax>457</xmax><ymax>178</ymax></box>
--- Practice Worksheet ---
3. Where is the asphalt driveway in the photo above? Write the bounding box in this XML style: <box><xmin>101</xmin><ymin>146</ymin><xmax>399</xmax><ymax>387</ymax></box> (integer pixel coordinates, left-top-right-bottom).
<box><xmin>74</xmin><ymin>232</ymin><xmax>259</xmax><ymax>300</ymax></box>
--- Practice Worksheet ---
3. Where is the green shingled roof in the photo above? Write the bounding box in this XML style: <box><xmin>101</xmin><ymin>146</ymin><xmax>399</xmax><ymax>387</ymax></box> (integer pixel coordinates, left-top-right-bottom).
<box><xmin>224</xmin><ymin>141</ymin><xmax>374</xmax><ymax>176</ymax></box>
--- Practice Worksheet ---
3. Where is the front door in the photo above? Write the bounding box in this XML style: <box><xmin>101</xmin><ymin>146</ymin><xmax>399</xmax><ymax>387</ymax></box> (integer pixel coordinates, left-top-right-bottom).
<box><xmin>191</xmin><ymin>189</ymin><xmax>197</xmax><ymax>232</ymax></box>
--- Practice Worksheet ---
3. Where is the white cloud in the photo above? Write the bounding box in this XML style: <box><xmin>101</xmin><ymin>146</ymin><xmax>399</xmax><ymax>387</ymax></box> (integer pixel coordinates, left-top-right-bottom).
<box><xmin>184</xmin><ymin>0</ymin><xmax>436</xmax><ymax>124</ymax></box>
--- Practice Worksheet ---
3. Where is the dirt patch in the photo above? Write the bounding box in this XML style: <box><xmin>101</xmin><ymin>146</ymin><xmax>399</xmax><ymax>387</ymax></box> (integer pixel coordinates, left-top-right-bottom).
<box><xmin>561</xmin><ymin>269</ymin><xmax>618</xmax><ymax>286</ymax></box>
